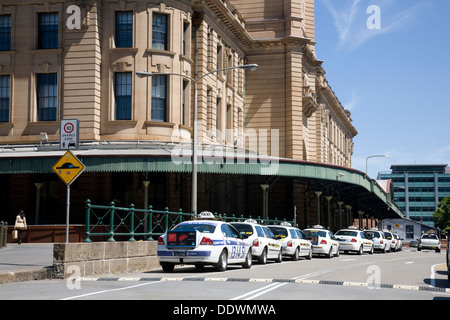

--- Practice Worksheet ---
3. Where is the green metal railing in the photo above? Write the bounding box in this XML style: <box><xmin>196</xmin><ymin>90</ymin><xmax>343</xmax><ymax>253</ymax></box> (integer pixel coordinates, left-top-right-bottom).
<box><xmin>84</xmin><ymin>199</ymin><xmax>295</xmax><ymax>242</ymax></box>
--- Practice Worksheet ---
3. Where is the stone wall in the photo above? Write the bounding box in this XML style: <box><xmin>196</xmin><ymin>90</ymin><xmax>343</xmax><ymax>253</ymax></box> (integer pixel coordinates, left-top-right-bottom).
<box><xmin>52</xmin><ymin>241</ymin><xmax>159</xmax><ymax>279</ymax></box>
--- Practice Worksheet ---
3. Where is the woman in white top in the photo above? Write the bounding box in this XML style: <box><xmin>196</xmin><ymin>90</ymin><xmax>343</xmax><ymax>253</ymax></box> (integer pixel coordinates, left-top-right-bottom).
<box><xmin>14</xmin><ymin>210</ymin><xmax>27</xmax><ymax>244</ymax></box>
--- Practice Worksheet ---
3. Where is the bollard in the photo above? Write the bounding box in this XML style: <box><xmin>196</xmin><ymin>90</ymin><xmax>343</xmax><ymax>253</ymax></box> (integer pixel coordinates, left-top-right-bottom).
<box><xmin>4</xmin><ymin>222</ymin><xmax>7</xmax><ymax>248</ymax></box>
<box><xmin>0</xmin><ymin>222</ymin><xmax>3</xmax><ymax>248</ymax></box>
<box><xmin>0</xmin><ymin>221</ymin><xmax>6</xmax><ymax>248</ymax></box>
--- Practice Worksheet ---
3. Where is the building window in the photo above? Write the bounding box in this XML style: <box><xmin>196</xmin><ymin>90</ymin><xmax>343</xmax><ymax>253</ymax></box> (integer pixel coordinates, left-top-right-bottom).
<box><xmin>217</xmin><ymin>45</ymin><xmax>223</xmax><ymax>70</ymax></box>
<box><xmin>182</xmin><ymin>80</ymin><xmax>189</xmax><ymax>126</ymax></box>
<box><xmin>151</xmin><ymin>75</ymin><xmax>167</xmax><ymax>122</ymax></box>
<box><xmin>216</xmin><ymin>97</ymin><xmax>221</xmax><ymax>140</ymax></box>
<box><xmin>152</xmin><ymin>13</ymin><xmax>168</xmax><ymax>50</ymax></box>
<box><xmin>0</xmin><ymin>15</ymin><xmax>11</xmax><ymax>51</ymax></box>
<box><xmin>37</xmin><ymin>73</ymin><xmax>57</xmax><ymax>121</ymax></box>
<box><xmin>115</xmin><ymin>11</ymin><xmax>133</xmax><ymax>48</ymax></box>
<box><xmin>38</xmin><ymin>12</ymin><xmax>58</xmax><ymax>49</ymax></box>
<box><xmin>114</xmin><ymin>72</ymin><xmax>132</xmax><ymax>120</ymax></box>
<box><xmin>183</xmin><ymin>22</ymin><xmax>189</xmax><ymax>56</ymax></box>
<box><xmin>0</xmin><ymin>75</ymin><xmax>10</xmax><ymax>122</ymax></box>
<box><xmin>405</xmin><ymin>225</ymin><xmax>414</xmax><ymax>239</ymax></box>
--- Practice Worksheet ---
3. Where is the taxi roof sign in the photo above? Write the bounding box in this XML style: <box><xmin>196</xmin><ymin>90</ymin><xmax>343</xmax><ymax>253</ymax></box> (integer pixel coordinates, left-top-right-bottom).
<box><xmin>52</xmin><ymin>151</ymin><xmax>85</xmax><ymax>185</ymax></box>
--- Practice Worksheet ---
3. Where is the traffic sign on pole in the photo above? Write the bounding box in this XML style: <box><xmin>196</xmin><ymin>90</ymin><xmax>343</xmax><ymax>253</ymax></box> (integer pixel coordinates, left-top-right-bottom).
<box><xmin>52</xmin><ymin>151</ymin><xmax>85</xmax><ymax>243</ymax></box>
<box><xmin>52</xmin><ymin>151</ymin><xmax>85</xmax><ymax>186</ymax></box>
<box><xmin>60</xmin><ymin>119</ymin><xmax>79</xmax><ymax>150</ymax></box>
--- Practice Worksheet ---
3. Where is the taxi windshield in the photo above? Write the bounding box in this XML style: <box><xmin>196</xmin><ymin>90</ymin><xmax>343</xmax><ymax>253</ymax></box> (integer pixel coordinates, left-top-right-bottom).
<box><xmin>173</xmin><ymin>223</ymin><xmax>216</xmax><ymax>233</ymax></box>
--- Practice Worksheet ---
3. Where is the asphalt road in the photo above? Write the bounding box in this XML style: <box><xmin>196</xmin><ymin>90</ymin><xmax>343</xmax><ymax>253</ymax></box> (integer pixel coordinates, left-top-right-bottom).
<box><xmin>0</xmin><ymin>248</ymin><xmax>448</xmax><ymax>303</ymax></box>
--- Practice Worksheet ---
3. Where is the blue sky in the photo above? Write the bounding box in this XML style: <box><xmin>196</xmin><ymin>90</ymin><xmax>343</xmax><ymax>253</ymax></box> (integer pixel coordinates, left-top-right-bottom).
<box><xmin>314</xmin><ymin>0</ymin><xmax>450</xmax><ymax>179</ymax></box>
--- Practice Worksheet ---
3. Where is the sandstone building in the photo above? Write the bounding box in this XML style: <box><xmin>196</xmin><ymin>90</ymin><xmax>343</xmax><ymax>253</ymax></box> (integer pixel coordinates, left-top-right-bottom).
<box><xmin>0</xmin><ymin>1</ymin><xmax>369</xmax><ymax>238</ymax></box>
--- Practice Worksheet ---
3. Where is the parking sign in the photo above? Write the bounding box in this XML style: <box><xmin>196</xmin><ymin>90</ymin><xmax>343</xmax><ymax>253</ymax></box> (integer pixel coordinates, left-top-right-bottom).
<box><xmin>60</xmin><ymin>119</ymin><xmax>79</xmax><ymax>150</ymax></box>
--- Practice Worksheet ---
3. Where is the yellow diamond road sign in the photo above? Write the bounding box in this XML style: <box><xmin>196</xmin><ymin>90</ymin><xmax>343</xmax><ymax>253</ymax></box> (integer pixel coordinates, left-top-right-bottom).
<box><xmin>52</xmin><ymin>151</ymin><xmax>85</xmax><ymax>185</ymax></box>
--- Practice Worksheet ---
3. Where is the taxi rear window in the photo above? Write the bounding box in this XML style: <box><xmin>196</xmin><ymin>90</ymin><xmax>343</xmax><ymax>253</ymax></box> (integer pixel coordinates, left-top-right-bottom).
<box><xmin>268</xmin><ymin>226</ymin><xmax>288</xmax><ymax>238</ymax></box>
<box><xmin>365</xmin><ymin>231</ymin><xmax>380</xmax><ymax>238</ymax></box>
<box><xmin>230</xmin><ymin>223</ymin><xmax>254</xmax><ymax>236</ymax></box>
<box><xmin>422</xmin><ymin>234</ymin><xmax>438</xmax><ymax>240</ymax></box>
<box><xmin>173</xmin><ymin>223</ymin><xmax>216</xmax><ymax>233</ymax></box>
<box><xmin>303</xmin><ymin>230</ymin><xmax>326</xmax><ymax>237</ymax></box>
<box><xmin>335</xmin><ymin>230</ymin><xmax>358</xmax><ymax>237</ymax></box>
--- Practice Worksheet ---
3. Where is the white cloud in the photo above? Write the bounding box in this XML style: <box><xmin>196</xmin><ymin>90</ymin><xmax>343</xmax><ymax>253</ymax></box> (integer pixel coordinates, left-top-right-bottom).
<box><xmin>344</xmin><ymin>90</ymin><xmax>360</xmax><ymax>111</ymax></box>
<box><xmin>321</xmin><ymin>0</ymin><xmax>427</xmax><ymax>51</ymax></box>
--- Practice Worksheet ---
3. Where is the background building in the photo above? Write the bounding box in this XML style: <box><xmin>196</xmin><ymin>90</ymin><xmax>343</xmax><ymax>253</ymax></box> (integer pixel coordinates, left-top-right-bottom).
<box><xmin>378</xmin><ymin>164</ymin><xmax>450</xmax><ymax>227</ymax></box>
<box><xmin>0</xmin><ymin>0</ymin><xmax>401</xmax><ymax>242</ymax></box>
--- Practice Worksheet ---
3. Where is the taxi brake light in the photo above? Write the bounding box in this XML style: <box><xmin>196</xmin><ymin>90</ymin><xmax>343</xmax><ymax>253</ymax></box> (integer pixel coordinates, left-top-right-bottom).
<box><xmin>253</xmin><ymin>239</ymin><xmax>260</xmax><ymax>247</ymax></box>
<box><xmin>351</xmin><ymin>238</ymin><xmax>357</xmax><ymax>243</ymax></box>
<box><xmin>287</xmin><ymin>240</ymin><xmax>293</xmax><ymax>247</ymax></box>
<box><xmin>158</xmin><ymin>236</ymin><xmax>165</xmax><ymax>245</ymax></box>
<box><xmin>380</xmin><ymin>240</ymin><xmax>384</xmax><ymax>244</ymax></box>
<box><xmin>320</xmin><ymin>239</ymin><xmax>327</xmax><ymax>245</ymax></box>
<box><xmin>200</xmin><ymin>237</ymin><xmax>213</xmax><ymax>245</ymax></box>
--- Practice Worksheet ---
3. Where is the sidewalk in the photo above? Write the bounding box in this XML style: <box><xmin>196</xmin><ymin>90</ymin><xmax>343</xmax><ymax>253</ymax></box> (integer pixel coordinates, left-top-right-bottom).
<box><xmin>0</xmin><ymin>243</ymin><xmax>54</xmax><ymax>284</ymax></box>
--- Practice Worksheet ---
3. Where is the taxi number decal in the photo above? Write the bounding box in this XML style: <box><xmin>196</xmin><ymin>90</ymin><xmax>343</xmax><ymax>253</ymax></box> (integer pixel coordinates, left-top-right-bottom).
<box><xmin>230</xmin><ymin>245</ymin><xmax>246</xmax><ymax>259</ymax></box>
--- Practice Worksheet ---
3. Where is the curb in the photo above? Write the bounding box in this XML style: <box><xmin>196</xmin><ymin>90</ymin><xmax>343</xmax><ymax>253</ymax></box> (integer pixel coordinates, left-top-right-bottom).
<box><xmin>0</xmin><ymin>267</ymin><xmax>53</xmax><ymax>285</ymax></box>
<box><xmin>79</xmin><ymin>276</ymin><xmax>450</xmax><ymax>293</ymax></box>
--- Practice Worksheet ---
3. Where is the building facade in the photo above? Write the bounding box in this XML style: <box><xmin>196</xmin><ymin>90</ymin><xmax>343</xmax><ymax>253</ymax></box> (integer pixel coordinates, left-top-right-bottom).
<box><xmin>0</xmin><ymin>0</ymin><xmax>364</xmax><ymax>233</ymax></box>
<box><xmin>378</xmin><ymin>165</ymin><xmax>450</xmax><ymax>227</ymax></box>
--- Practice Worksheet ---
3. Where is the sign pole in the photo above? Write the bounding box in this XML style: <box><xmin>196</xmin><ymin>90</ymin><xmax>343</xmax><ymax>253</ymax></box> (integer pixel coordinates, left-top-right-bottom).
<box><xmin>52</xmin><ymin>150</ymin><xmax>85</xmax><ymax>243</ymax></box>
<box><xmin>66</xmin><ymin>184</ymin><xmax>70</xmax><ymax>243</ymax></box>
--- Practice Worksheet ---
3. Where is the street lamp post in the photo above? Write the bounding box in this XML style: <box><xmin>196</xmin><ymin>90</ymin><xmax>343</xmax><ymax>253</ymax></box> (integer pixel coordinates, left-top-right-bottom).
<box><xmin>137</xmin><ymin>64</ymin><xmax>258</xmax><ymax>214</ymax></box>
<box><xmin>365</xmin><ymin>154</ymin><xmax>390</xmax><ymax>176</ymax></box>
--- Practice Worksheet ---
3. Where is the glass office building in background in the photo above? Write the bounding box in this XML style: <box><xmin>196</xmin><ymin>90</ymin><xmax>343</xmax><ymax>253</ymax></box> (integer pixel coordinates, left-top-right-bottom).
<box><xmin>378</xmin><ymin>165</ymin><xmax>450</xmax><ymax>227</ymax></box>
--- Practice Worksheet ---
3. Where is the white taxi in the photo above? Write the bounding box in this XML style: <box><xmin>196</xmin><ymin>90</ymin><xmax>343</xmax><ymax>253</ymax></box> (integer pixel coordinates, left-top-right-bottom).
<box><xmin>394</xmin><ymin>233</ymin><xmax>403</xmax><ymax>251</ymax></box>
<box><xmin>268</xmin><ymin>222</ymin><xmax>312</xmax><ymax>261</ymax></box>
<box><xmin>383</xmin><ymin>231</ymin><xmax>398</xmax><ymax>252</ymax></box>
<box><xmin>230</xmin><ymin>219</ymin><xmax>282</xmax><ymax>264</ymax></box>
<box><xmin>157</xmin><ymin>212</ymin><xmax>252</xmax><ymax>272</ymax></box>
<box><xmin>365</xmin><ymin>228</ymin><xmax>390</xmax><ymax>253</ymax></box>
<box><xmin>335</xmin><ymin>227</ymin><xmax>374</xmax><ymax>255</ymax></box>
<box><xmin>303</xmin><ymin>225</ymin><xmax>339</xmax><ymax>258</ymax></box>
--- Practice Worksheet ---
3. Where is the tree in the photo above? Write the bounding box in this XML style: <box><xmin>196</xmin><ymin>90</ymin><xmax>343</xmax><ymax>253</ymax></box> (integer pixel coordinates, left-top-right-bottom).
<box><xmin>433</xmin><ymin>196</ymin><xmax>450</xmax><ymax>230</ymax></box>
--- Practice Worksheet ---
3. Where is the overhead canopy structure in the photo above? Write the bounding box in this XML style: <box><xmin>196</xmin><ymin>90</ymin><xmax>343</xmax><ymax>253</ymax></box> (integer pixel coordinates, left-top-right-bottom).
<box><xmin>0</xmin><ymin>142</ymin><xmax>404</xmax><ymax>222</ymax></box>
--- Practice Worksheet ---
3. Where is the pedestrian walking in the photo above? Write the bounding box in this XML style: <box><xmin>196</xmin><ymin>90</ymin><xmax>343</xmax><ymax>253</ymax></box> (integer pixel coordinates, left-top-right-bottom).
<box><xmin>14</xmin><ymin>210</ymin><xmax>27</xmax><ymax>244</ymax></box>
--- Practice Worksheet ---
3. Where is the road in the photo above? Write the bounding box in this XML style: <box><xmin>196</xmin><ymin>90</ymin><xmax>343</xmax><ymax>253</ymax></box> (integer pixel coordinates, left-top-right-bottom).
<box><xmin>0</xmin><ymin>247</ymin><xmax>448</xmax><ymax>304</ymax></box>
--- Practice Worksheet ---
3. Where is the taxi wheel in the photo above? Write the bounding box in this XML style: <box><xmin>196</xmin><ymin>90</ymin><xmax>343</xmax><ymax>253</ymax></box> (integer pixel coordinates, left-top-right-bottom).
<box><xmin>275</xmin><ymin>249</ymin><xmax>283</xmax><ymax>263</ymax></box>
<box><xmin>334</xmin><ymin>247</ymin><xmax>339</xmax><ymax>257</ymax></box>
<box><xmin>215</xmin><ymin>250</ymin><xmax>228</xmax><ymax>272</ymax></box>
<box><xmin>161</xmin><ymin>263</ymin><xmax>175</xmax><ymax>273</ymax></box>
<box><xmin>306</xmin><ymin>248</ymin><xmax>312</xmax><ymax>260</ymax></box>
<box><xmin>291</xmin><ymin>248</ymin><xmax>299</xmax><ymax>261</ymax></box>
<box><xmin>357</xmin><ymin>245</ymin><xmax>363</xmax><ymax>255</ymax></box>
<box><xmin>448</xmin><ymin>266</ymin><xmax>450</xmax><ymax>282</ymax></box>
<box><xmin>243</xmin><ymin>249</ymin><xmax>252</xmax><ymax>269</ymax></box>
<box><xmin>258</xmin><ymin>248</ymin><xmax>268</xmax><ymax>264</ymax></box>
<box><xmin>369</xmin><ymin>246</ymin><xmax>374</xmax><ymax>254</ymax></box>
<box><xmin>326</xmin><ymin>247</ymin><xmax>333</xmax><ymax>258</ymax></box>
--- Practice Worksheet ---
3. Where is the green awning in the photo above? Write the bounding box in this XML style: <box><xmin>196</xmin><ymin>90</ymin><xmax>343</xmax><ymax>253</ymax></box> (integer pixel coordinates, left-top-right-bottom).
<box><xmin>0</xmin><ymin>149</ymin><xmax>404</xmax><ymax>219</ymax></box>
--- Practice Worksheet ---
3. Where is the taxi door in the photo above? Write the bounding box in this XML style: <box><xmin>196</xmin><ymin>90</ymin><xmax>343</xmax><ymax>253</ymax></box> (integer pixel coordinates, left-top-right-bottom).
<box><xmin>221</xmin><ymin>224</ymin><xmax>246</xmax><ymax>262</ymax></box>
<box><xmin>262</xmin><ymin>226</ymin><xmax>280</xmax><ymax>258</ymax></box>
<box><xmin>296</xmin><ymin>229</ymin><xmax>311</xmax><ymax>255</ymax></box>
<box><xmin>360</xmin><ymin>232</ymin><xmax>372</xmax><ymax>251</ymax></box>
